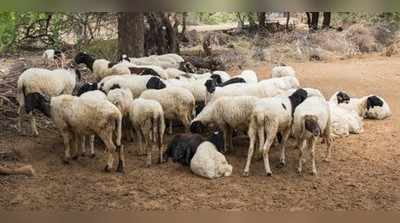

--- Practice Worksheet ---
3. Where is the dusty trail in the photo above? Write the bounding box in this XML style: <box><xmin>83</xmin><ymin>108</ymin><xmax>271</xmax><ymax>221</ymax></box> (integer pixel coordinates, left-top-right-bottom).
<box><xmin>0</xmin><ymin>55</ymin><xmax>399</xmax><ymax>210</ymax></box>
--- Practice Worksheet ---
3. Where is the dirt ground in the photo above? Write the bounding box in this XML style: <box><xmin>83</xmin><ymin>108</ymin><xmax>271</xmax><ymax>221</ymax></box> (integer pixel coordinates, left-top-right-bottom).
<box><xmin>0</xmin><ymin>55</ymin><xmax>399</xmax><ymax>211</ymax></box>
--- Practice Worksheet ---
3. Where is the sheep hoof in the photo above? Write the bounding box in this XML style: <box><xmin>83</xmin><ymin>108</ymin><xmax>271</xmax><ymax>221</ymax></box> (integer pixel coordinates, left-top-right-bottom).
<box><xmin>63</xmin><ymin>159</ymin><xmax>70</xmax><ymax>165</ymax></box>
<box><xmin>72</xmin><ymin>155</ymin><xmax>79</xmax><ymax>161</ymax></box>
<box><xmin>90</xmin><ymin>154</ymin><xmax>96</xmax><ymax>159</ymax></box>
<box><xmin>116</xmin><ymin>161</ymin><xmax>124</xmax><ymax>173</ymax></box>
<box><xmin>242</xmin><ymin>171</ymin><xmax>250</xmax><ymax>177</ymax></box>
<box><xmin>297</xmin><ymin>169</ymin><xmax>303</xmax><ymax>176</ymax></box>
<box><xmin>277</xmin><ymin>161</ymin><xmax>286</xmax><ymax>168</ymax></box>
<box><xmin>104</xmin><ymin>165</ymin><xmax>112</xmax><ymax>172</ymax></box>
<box><xmin>312</xmin><ymin>171</ymin><xmax>318</xmax><ymax>176</ymax></box>
<box><xmin>81</xmin><ymin>153</ymin><xmax>86</xmax><ymax>157</ymax></box>
<box><xmin>266</xmin><ymin>172</ymin><xmax>272</xmax><ymax>177</ymax></box>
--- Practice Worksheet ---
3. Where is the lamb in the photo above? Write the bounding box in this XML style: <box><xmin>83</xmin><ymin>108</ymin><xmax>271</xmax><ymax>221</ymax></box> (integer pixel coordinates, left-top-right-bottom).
<box><xmin>164</xmin><ymin>133</ymin><xmax>205</xmax><ymax>166</ymax></box>
<box><xmin>190</xmin><ymin>142</ymin><xmax>233</xmax><ymax>179</ymax></box>
<box><xmin>98</xmin><ymin>75</ymin><xmax>166</xmax><ymax>97</ymax></box>
<box><xmin>208</xmin><ymin>76</ymin><xmax>300</xmax><ymax>104</ymax></box>
<box><xmin>42</xmin><ymin>49</ymin><xmax>66</xmax><ymax>68</ymax></box>
<box><xmin>140</xmin><ymin>87</ymin><xmax>195</xmax><ymax>134</ymax></box>
<box><xmin>190</xmin><ymin>96</ymin><xmax>259</xmax><ymax>153</ymax></box>
<box><xmin>329</xmin><ymin>102</ymin><xmax>363</xmax><ymax>137</ymax></box>
<box><xmin>292</xmin><ymin>96</ymin><xmax>332</xmax><ymax>176</ymax></box>
<box><xmin>244</xmin><ymin>88</ymin><xmax>308</xmax><ymax>176</ymax></box>
<box><xmin>329</xmin><ymin>91</ymin><xmax>391</xmax><ymax>120</ymax></box>
<box><xmin>74</xmin><ymin>52</ymin><xmax>130</xmax><ymax>80</ymax></box>
<box><xmin>271</xmin><ymin>64</ymin><xmax>296</xmax><ymax>78</ymax></box>
<box><xmin>17</xmin><ymin>68</ymin><xmax>81</xmax><ymax>136</ymax></box>
<box><xmin>236</xmin><ymin>70</ymin><xmax>258</xmax><ymax>84</ymax></box>
<box><xmin>163</xmin><ymin>133</ymin><xmax>231</xmax><ymax>179</ymax></box>
<box><xmin>129</xmin><ymin>98</ymin><xmax>165</xmax><ymax>167</ymax></box>
<box><xmin>23</xmin><ymin>93</ymin><xmax>125</xmax><ymax>172</ymax></box>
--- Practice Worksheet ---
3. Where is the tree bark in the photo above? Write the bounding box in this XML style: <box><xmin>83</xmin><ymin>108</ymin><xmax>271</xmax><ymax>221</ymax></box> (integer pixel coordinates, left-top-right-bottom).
<box><xmin>118</xmin><ymin>12</ymin><xmax>145</xmax><ymax>57</ymax></box>
<box><xmin>257</xmin><ymin>12</ymin><xmax>266</xmax><ymax>28</ymax></box>
<box><xmin>322</xmin><ymin>12</ymin><xmax>331</xmax><ymax>29</ymax></box>
<box><xmin>310</xmin><ymin>12</ymin><xmax>320</xmax><ymax>31</ymax></box>
<box><xmin>306</xmin><ymin>12</ymin><xmax>312</xmax><ymax>29</ymax></box>
<box><xmin>285</xmin><ymin>12</ymin><xmax>290</xmax><ymax>31</ymax></box>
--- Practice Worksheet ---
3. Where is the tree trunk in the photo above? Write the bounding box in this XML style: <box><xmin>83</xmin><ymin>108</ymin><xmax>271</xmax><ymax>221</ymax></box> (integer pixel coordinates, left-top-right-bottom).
<box><xmin>182</xmin><ymin>12</ymin><xmax>188</xmax><ymax>34</ymax></box>
<box><xmin>322</xmin><ymin>12</ymin><xmax>331</xmax><ymax>29</ymax></box>
<box><xmin>306</xmin><ymin>12</ymin><xmax>312</xmax><ymax>29</ymax></box>
<box><xmin>310</xmin><ymin>12</ymin><xmax>320</xmax><ymax>31</ymax></box>
<box><xmin>285</xmin><ymin>12</ymin><xmax>290</xmax><ymax>31</ymax></box>
<box><xmin>258</xmin><ymin>12</ymin><xmax>266</xmax><ymax>28</ymax></box>
<box><xmin>160</xmin><ymin>12</ymin><xmax>180</xmax><ymax>54</ymax></box>
<box><xmin>118</xmin><ymin>12</ymin><xmax>144</xmax><ymax>57</ymax></box>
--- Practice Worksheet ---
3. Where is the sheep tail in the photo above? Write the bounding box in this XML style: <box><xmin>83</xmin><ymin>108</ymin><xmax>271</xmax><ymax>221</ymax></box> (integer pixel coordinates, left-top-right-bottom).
<box><xmin>304</xmin><ymin>115</ymin><xmax>321</xmax><ymax>137</ymax></box>
<box><xmin>115</xmin><ymin>112</ymin><xmax>123</xmax><ymax>147</ymax></box>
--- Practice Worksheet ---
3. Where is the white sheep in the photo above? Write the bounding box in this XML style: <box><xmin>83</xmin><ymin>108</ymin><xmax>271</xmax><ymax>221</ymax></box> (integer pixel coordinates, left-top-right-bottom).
<box><xmin>329</xmin><ymin>102</ymin><xmax>363</xmax><ymax>137</ymax></box>
<box><xmin>271</xmin><ymin>64</ymin><xmax>296</xmax><ymax>78</ymax></box>
<box><xmin>329</xmin><ymin>91</ymin><xmax>391</xmax><ymax>120</ymax></box>
<box><xmin>98</xmin><ymin>74</ymin><xmax>166</xmax><ymax>97</ymax></box>
<box><xmin>42</xmin><ymin>49</ymin><xmax>65</xmax><ymax>68</ymax></box>
<box><xmin>244</xmin><ymin>89</ymin><xmax>308</xmax><ymax>176</ymax></box>
<box><xmin>191</xmin><ymin>96</ymin><xmax>259</xmax><ymax>153</ymax></box>
<box><xmin>140</xmin><ymin>87</ymin><xmax>195</xmax><ymax>134</ymax></box>
<box><xmin>129</xmin><ymin>98</ymin><xmax>166</xmax><ymax>166</ymax></box>
<box><xmin>236</xmin><ymin>70</ymin><xmax>258</xmax><ymax>84</ymax></box>
<box><xmin>74</xmin><ymin>52</ymin><xmax>130</xmax><ymax>80</ymax></box>
<box><xmin>24</xmin><ymin>93</ymin><xmax>125</xmax><ymax>172</ymax></box>
<box><xmin>79</xmin><ymin>90</ymin><xmax>108</xmax><ymax>157</ymax></box>
<box><xmin>190</xmin><ymin>141</ymin><xmax>233</xmax><ymax>179</ymax></box>
<box><xmin>208</xmin><ymin>76</ymin><xmax>300</xmax><ymax>104</ymax></box>
<box><xmin>17</xmin><ymin>68</ymin><xmax>80</xmax><ymax>136</ymax></box>
<box><xmin>292</xmin><ymin>96</ymin><xmax>332</xmax><ymax>176</ymax></box>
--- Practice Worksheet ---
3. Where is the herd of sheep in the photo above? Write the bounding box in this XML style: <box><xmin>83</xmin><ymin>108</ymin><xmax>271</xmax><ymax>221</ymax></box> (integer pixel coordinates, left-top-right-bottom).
<box><xmin>14</xmin><ymin>50</ymin><xmax>392</xmax><ymax>179</ymax></box>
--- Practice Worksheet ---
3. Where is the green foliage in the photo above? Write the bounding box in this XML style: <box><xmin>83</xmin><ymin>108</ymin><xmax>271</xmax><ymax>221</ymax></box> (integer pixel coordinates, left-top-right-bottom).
<box><xmin>0</xmin><ymin>12</ymin><xmax>17</xmax><ymax>52</ymax></box>
<box><xmin>195</xmin><ymin>12</ymin><xmax>237</xmax><ymax>25</ymax></box>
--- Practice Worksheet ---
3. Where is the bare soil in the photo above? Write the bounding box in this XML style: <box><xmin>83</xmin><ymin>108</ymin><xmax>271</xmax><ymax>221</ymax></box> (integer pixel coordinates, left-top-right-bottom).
<box><xmin>1</xmin><ymin>55</ymin><xmax>399</xmax><ymax>210</ymax></box>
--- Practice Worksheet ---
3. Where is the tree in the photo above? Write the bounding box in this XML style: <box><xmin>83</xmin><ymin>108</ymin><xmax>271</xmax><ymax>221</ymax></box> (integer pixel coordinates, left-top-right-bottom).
<box><xmin>258</xmin><ymin>12</ymin><xmax>266</xmax><ymax>28</ymax></box>
<box><xmin>306</xmin><ymin>12</ymin><xmax>320</xmax><ymax>31</ymax></box>
<box><xmin>322</xmin><ymin>12</ymin><xmax>331</xmax><ymax>29</ymax></box>
<box><xmin>118</xmin><ymin>12</ymin><xmax>144</xmax><ymax>57</ymax></box>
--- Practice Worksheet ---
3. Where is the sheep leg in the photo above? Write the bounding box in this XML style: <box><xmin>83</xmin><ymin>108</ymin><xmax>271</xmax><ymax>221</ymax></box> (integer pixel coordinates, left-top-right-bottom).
<box><xmin>81</xmin><ymin>136</ymin><xmax>86</xmax><ymax>156</ymax></box>
<box><xmin>262</xmin><ymin>135</ymin><xmax>275</xmax><ymax>176</ymax></box>
<box><xmin>61</xmin><ymin>131</ymin><xmax>73</xmax><ymax>164</ymax></box>
<box><xmin>17</xmin><ymin>105</ymin><xmax>23</xmax><ymax>133</ymax></box>
<box><xmin>168</xmin><ymin>120</ymin><xmax>173</xmax><ymax>135</ymax></box>
<box><xmin>89</xmin><ymin>135</ymin><xmax>96</xmax><ymax>158</ymax></box>
<box><xmin>227</xmin><ymin>126</ymin><xmax>233</xmax><ymax>152</ymax></box>
<box><xmin>296</xmin><ymin>139</ymin><xmax>307</xmax><ymax>175</ymax></box>
<box><xmin>29</xmin><ymin>113</ymin><xmax>39</xmax><ymax>136</ymax></box>
<box><xmin>136</xmin><ymin>129</ymin><xmax>145</xmax><ymax>156</ymax></box>
<box><xmin>324</xmin><ymin>136</ymin><xmax>332</xmax><ymax>162</ymax></box>
<box><xmin>116</xmin><ymin>145</ymin><xmax>125</xmax><ymax>173</ymax></box>
<box><xmin>278</xmin><ymin>128</ymin><xmax>291</xmax><ymax>167</ymax></box>
<box><xmin>98</xmin><ymin>132</ymin><xmax>116</xmax><ymax>172</ymax></box>
<box><xmin>255</xmin><ymin>124</ymin><xmax>265</xmax><ymax>160</ymax></box>
<box><xmin>308</xmin><ymin>137</ymin><xmax>318</xmax><ymax>176</ymax></box>
<box><xmin>243</xmin><ymin>127</ymin><xmax>257</xmax><ymax>176</ymax></box>
<box><xmin>71</xmin><ymin>133</ymin><xmax>80</xmax><ymax>160</ymax></box>
<box><xmin>222</xmin><ymin>125</ymin><xmax>229</xmax><ymax>153</ymax></box>
<box><xmin>181</xmin><ymin>114</ymin><xmax>191</xmax><ymax>132</ymax></box>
